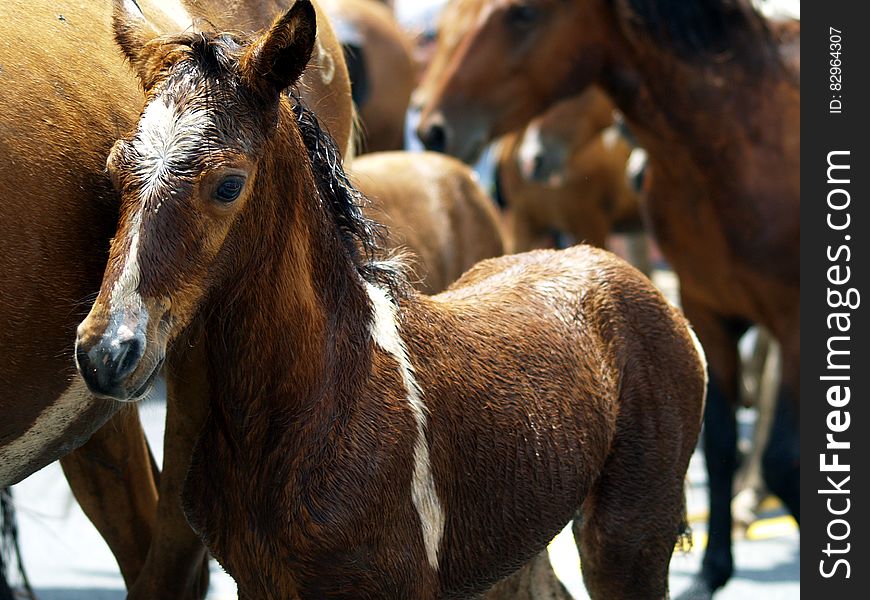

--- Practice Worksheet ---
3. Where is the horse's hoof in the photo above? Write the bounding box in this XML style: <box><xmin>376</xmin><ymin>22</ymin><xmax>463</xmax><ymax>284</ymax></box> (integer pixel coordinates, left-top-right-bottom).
<box><xmin>673</xmin><ymin>578</ymin><xmax>714</xmax><ymax>600</ymax></box>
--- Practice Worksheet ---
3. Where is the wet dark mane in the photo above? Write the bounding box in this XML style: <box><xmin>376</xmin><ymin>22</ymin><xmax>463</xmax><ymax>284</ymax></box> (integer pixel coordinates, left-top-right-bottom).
<box><xmin>289</xmin><ymin>93</ymin><xmax>405</xmax><ymax>295</ymax></box>
<box><xmin>619</xmin><ymin>0</ymin><xmax>779</xmax><ymax>70</ymax></box>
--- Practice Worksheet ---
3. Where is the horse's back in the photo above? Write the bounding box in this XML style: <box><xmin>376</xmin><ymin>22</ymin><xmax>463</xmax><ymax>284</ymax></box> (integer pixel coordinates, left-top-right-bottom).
<box><xmin>353</xmin><ymin>151</ymin><xmax>504</xmax><ymax>293</ymax></box>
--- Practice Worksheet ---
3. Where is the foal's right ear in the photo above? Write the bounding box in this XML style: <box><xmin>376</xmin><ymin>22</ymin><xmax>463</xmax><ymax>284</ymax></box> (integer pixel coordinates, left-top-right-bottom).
<box><xmin>241</xmin><ymin>0</ymin><xmax>318</xmax><ymax>97</ymax></box>
<box><xmin>112</xmin><ymin>0</ymin><xmax>160</xmax><ymax>82</ymax></box>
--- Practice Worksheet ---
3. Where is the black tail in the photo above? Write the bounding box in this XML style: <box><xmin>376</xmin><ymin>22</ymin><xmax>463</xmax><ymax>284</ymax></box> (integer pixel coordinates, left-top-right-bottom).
<box><xmin>1</xmin><ymin>488</ymin><xmax>34</xmax><ymax>600</ymax></box>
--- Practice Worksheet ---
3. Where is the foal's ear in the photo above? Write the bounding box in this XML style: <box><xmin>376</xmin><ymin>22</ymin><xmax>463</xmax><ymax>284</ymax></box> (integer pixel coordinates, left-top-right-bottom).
<box><xmin>241</xmin><ymin>0</ymin><xmax>318</xmax><ymax>96</ymax></box>
<box><xmin>112</xmin><ymin>0</ymin><xmax>160</xmax><ymax>81</ymax></box>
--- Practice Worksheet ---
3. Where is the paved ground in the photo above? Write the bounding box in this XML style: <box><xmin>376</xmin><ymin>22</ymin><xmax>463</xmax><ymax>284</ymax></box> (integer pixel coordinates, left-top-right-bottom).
<box><xmin>8</xmin><ymin>389</ymin><xmax>798</xmax><ymax>600</ymax></box>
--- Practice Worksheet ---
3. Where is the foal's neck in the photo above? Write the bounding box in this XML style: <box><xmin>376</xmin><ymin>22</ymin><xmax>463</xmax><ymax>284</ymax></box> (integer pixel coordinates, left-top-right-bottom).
<box><xmin>205</xmin><ymin>119</ymin><xmax>373</xmax><ymax>442</ymax></box>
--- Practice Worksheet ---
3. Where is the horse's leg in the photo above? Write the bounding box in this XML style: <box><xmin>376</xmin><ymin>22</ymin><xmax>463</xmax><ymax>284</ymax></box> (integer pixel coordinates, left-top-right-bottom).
<box><xmin>59</xmin><ymin>404</ymin><xmax>158</xmax><ymax>587</ymax></box>
<box><xmin>128</xmin><ymin>334</ymin><xmax>211</xmax><ymax>600</ymax></box>
<box><xmin>732</xmin><ymin>336</ymin><xmax>779</xmax><ymax>529</ymax></box>
<box><xmin>675</xmin><ymin>303</ymin><xmax>745</xmax><ymax>600</ymax></box>
<box><xmin>760</xmin><ymin>329</ymin><xmax>800</xmax><ymax>522</ymax></box>
<box><xmin>576</xmin><ymin>317</ymin><xmax>703</xmax><ymax>599</ymax></box>
<box><xmin>481</xmin><ymin>550</ymin><xmax>573</xmax><ymax>600</ymax></box>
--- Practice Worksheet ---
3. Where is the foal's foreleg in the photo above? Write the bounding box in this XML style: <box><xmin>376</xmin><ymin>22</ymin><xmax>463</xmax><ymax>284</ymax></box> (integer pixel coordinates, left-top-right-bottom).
<box><xmin>128</xmin><ymin>336</ymin><xmax>211</xmax><ymax>600</ymax></box>
<box><xmin>60</xmin><ymin>404</ymin><xmax>158</xmax><ymax>587</ymax></box>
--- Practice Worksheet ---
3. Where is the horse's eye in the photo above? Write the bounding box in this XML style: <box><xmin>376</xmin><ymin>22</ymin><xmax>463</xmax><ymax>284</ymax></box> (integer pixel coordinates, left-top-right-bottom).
<box><xmin>214</xmin><ymin>176</ymin><xmax>245</xmax><ymax>203</ymax></box>
<box><xmin>506</xmin><ymin>3</ymin><xmax>538</xmax><ymax>27</ymax></box>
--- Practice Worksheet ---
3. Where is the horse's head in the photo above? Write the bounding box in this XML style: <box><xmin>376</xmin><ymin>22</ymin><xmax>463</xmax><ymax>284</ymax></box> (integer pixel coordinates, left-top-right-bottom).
<box><xmin>75</xmin><ymin>0</ymin><xmax>318</xmax><ymax>401</ymax></box>
<box><xmin>516</xmin><ymin>88</ymin><xmax>615</xmax><ymax>185</ymax></box>
<box><xmin>416</xmin><ymin>0</ymin><xmax>612</xmax><ymax>163</ymax></box>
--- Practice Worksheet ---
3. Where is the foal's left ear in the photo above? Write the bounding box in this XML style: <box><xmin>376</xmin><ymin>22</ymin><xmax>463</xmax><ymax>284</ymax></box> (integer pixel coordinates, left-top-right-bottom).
<box><xmin>242</xmin><ymin>0</ymin><xmax>317</xmax><ymax>96</ymax></box>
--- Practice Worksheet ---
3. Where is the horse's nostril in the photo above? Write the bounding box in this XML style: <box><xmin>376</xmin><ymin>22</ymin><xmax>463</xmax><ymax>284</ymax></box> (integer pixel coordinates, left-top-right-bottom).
<box><xmin>531</xmin><ymin>154</ymin><xmax>545</xmax><ymax>181</ymax></box>
<box><xmin>419</xmin><ymin>122</ymin><xmax>448</xmax><ymax>153</ymax></box>
<box><xmin>116</xmin><ymin>337</ymin><xmax>143</xmax><ymax>380</ymax></box>
<box><xmin>77</xmin><ymin>334</ymin><xmax>145</xmax><ymax>397</ymax></box>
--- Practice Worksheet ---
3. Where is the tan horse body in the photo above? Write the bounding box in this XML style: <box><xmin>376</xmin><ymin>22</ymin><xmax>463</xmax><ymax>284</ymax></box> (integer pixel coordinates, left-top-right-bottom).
<box><xmin>352</xmin><ymin>151</ymin><xmax>505</xmax><ymax>293</ymax></box>
<box><xmin>0</xmin><ymin>0</ymin><xmax>351</xmax><ymax>597</ymax></box>
<box><xmin>75</xmin><ymin>3</ymin><xmax>705</xmax><ymax>598</ymax></box>
<box><xmin>416</xmin><ymin>1</ymin><xmax>799</xmax><ymax>596</ymax></box>
<box><xmin>323</xmin><ymin>0</ymin><xmax>416</xmax><ymax>152</ymax></box>
<box><xmin>498</xmin><ymin>119</ymin><xmax>641</xmax><ymax>252</ymax></box>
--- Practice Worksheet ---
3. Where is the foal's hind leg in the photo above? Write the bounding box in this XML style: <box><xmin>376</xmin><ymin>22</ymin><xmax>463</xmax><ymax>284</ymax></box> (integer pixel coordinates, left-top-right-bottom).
<box><xmin>675</xmin><ymin>303</ymin><xmax>745</xmax><ymax>599</ymax></box>
<box><xmin>482</xmin><ymin>550</ymin><xmax>573</xmax><ymax>600</ymax></box>
<box><xmin>576</xmin><ymin>441</ymin><xmax>691</xmax><ymax>599</ymax></box>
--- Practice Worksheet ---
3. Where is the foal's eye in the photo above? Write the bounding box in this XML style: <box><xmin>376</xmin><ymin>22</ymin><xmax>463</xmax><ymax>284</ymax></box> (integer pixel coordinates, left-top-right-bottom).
<box><xmin>214</xmin><ymin>176</ymin><xmax>245</xmax><ymax>203</ymax></box>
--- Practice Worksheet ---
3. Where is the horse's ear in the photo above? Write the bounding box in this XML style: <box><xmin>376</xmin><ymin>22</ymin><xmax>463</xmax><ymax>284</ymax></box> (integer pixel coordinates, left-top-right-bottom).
<box><xmin>242</xmin><ymin>0</ymin><xmax>317</xmax><ymax>96</ymax></box>
<box><xmin>112</xmin><ymin>0</ymin><xmax>160</xmax><ymax>81</ymax></box>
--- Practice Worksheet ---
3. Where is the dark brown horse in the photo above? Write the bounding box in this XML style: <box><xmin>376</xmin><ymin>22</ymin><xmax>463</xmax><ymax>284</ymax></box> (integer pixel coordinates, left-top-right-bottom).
<box><xmin>76</xmin><ymin>2</ymin><xmax>706</xmax><ymax>597</ymax></box>
<box><xmin>417</xmin><ymin>1</ymin><xmax>800</xmax><ymax>596</ymax></box>
<box><xmin>0</xmin><ymin>0</ymin><xmax>352</xmax><ymax>597</ymax></box>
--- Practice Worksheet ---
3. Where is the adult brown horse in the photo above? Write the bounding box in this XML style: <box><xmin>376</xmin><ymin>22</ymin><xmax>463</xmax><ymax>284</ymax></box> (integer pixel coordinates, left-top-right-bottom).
<box><xmin>323</xmin><ymin>0</ymin><xmax>417</xmax><ymax>152</ymax></box>
<box><xmin>75</xmin><ymin>2</ymin><xmax>705</xmax><ymax>598</ymax></box>
<box><xmin>0</xmin><ymin>0</ymin><xmax>352</xmax><ymax>597</ymax></box>
<box><xmin>352</xmin><ymin>151</ymin><xmax>506</xmax><ymax>293</ymax></box>
<box><xmin>417</xmin><ymin>1</ymin><xmax>800</xmax><ymax>596</ymax></box>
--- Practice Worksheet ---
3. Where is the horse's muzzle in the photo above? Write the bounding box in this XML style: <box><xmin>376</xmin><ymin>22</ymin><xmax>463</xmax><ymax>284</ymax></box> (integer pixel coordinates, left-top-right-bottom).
<box><xmin>75</xmin><ymin>328</ymin><xmax>146</xmax><ymax>400</ymax></box>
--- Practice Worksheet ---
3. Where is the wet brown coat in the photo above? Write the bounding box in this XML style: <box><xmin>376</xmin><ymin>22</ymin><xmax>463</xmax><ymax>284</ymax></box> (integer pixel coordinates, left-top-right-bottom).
<box><xmin>74</xmin><ymin>7</ymin><xmax>705</xmax><ymax>597</ymax></box>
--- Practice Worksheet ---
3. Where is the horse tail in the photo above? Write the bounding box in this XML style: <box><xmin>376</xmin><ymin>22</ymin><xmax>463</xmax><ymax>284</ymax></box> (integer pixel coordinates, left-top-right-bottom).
<box><xmin>0</xmin><ymin>488</ymin><xmax>34</xmax><ymax>600</ymax></box>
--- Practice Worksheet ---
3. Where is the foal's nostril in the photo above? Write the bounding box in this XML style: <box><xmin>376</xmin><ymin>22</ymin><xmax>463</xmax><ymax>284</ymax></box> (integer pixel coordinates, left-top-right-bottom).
<box><xmin>419</xmin><ymin>122</ymin><xmax>448</xmax><ymax>154</ymax></box>
<box><xmin>76</xmin><ymin>334</ymin><xmax>145</xmax><ymax>397</ymax></box>
<box><xmin>115</xmin><ymin>337</ymin><xmax>143</xmax><ymax>380</ymax></box>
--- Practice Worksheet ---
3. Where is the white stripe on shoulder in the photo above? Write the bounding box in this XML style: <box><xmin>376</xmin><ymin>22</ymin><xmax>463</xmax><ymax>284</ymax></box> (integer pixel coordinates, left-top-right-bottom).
<box><xmin>365</xmin><ymin>282</ymin><xmax>445</xmax><ymax>570</ymax></box>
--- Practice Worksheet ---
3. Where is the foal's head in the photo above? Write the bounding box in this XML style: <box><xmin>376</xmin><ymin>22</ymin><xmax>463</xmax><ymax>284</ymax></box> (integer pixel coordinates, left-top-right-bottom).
<box><xmin>75</xmin><ymin>0</ymin><xmax>367</xmax><ymax>401</ymax></box>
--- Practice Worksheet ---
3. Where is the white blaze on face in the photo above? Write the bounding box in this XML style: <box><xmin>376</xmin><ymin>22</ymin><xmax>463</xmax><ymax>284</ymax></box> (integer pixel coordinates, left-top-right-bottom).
<box><xmin>601</xmin><ymin>123</ymin><xmax>621</xmax><ymax>150</ymax></box>
<box><xmin>109</xmin><ymin>94</ymin><xmax>207</xmax><ymax>315</ymax></box>
<box><xmin>365</xmin><ymin>282</ymin><xmax>445</xmax><ymax>570</ymax></box>
<box><xmin>517</xmin><ymin>121</ymin><xmax>544</xmax><ymax>181</ymax></box>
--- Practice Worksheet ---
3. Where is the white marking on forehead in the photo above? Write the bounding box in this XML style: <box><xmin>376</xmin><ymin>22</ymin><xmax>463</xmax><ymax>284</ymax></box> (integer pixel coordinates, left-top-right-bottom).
<box><xmin>365</xmin><ymin>282</ymin><xmax>445</xmax><ymax>570</ymax></box>
<box><xmin>150</xmin><ymin>0</ymin><xmax>194</xmax><ymax>30</ymax></box>
<box><xmin>133</xmin><ymin>95</ymin><xmax>207</xmax><ymax>205</ymax></box>
<box><xmin>517</xmin><ymin>122</ymin><xmax>544</xmax><ymax>178</ymax></box>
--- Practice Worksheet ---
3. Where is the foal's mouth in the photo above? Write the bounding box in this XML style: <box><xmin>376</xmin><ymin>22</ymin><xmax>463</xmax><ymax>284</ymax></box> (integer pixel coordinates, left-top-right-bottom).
<box><xmin>128</xmin><ymin>356</ymin><xmax>165</xmax><ymax>402</ymax></box>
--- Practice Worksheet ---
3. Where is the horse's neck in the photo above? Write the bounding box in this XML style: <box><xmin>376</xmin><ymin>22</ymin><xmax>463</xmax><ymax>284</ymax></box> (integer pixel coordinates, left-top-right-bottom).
<box><xmin>600</xmin><ymin>29</ymin><xmax>793</xmax><ymax>192</ymax></box>
<box><xmin>204</xmin><ymin>149</ymin><xmax>373</xmax><ymax>455</ymax></box>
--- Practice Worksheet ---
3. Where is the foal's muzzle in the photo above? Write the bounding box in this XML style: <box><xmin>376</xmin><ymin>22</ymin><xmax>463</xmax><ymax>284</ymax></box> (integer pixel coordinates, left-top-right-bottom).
<box><xmin>75</xmin><ymin>328</ymin><xmax>145</xmax><ymax>399</ymax></box>
<box><xmin>75</xmin><ymin>299</ymin><xmax>165</xmax><ymax>402</ymax></box>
